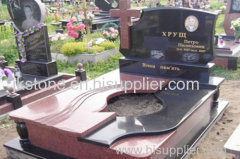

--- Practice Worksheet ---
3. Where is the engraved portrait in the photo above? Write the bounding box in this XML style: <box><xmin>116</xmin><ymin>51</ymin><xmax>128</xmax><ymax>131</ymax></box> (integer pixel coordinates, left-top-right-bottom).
<box><xmin>185</xmin><ymin>15</ymin><xmax>199</xmax><ymax>32</ymax></box>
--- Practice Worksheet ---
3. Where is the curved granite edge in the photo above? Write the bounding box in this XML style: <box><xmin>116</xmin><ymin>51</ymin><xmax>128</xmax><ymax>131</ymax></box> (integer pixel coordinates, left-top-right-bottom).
<box><xmin>81</xmin><ymin>83</ymin><xmax>217</xmax><ymax>147</ymax></box>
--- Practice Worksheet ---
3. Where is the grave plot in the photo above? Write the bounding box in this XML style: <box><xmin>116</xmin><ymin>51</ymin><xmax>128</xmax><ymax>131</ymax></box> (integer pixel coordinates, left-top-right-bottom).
<box><xmin>44</xmin><ymin>0</ymin><xmax>120</xmax><ymax>64</ymax></box>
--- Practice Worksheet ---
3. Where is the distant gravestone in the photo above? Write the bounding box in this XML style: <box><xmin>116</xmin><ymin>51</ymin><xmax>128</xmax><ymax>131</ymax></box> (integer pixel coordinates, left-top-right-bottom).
<box><xmin>224</xmin><ymin>0</ymin><xmax>240</xmax><ymax>36</ymax></box>
<box><xmin>24</xmin><ymin>26</ymin><xmax>52</xmax><ymax>62</ymax></box>
<box><xmin>7</xmin><ymin>0</ymin><xmax>57</xmax><ymax>77</ymax></box>
<box><xmin>7</xmin><ymin>0</ymin><xmax>45</xmax><ymax>32</ymax></box>
<box><xmin>95</xmin><ymin>0</ymin><xmax>119</xmax><ymax>11</ymax></box>
<box><xmin>230</xmin><ymin>0</ymin><xmax>240</xmax><ymax>13</ymax></box>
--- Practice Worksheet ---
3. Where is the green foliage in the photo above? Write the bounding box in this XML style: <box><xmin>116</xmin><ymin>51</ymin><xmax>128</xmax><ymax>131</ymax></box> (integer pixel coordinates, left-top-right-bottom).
<box><xmin>0</xmin><ymin>117</ymin><xmax>10</xmax><ymax>125</ymax></box>
<box><xmin>0</xmin><ymin>5</ymin><xmax>10</xmax><ymax>20</ymax></box>
<box><xmin>60</xmin><ymin>43</ymin><xmax>76</xmax><ymax>56</ymax></box>
<box><xmin>88</xmin><ymin>46</ymin><xmax>105</xmax><ymax>54</ymax></box>
<box><xmin>215</xmin><ymin>14</ymin><xmax>225</xmax><ymax>34</ymax></box>
<box><xmin>45</xmin><ymin>15</ymin><xmax>61</xmax><ymax>34</ymax></box>
<box><xmin>83</xmin><ymin>31</ymin><xmax>104</xmax><ymax>42</ymax></box>
<box><xmin>1</xmin><ymin>0</ymin><xmax>6</xmax><ymax>4</ymax></box>
<box><xmin>212</xmin><ymin>60</ymin><xmax>240</xmax><ymax>80</ymax></box>
<box><xmin>235</xmin><ymin>31</ymin><xmax>240</xmax><ymax>38</ymax></box>
<box><xmin>60</xmin><ymin>40</ymin><xmax>117</xmax><ymax>56</ymax></box>
<box><xmin>57</xmin><ymin>53</ymin><xmax>123</xmax><ymax>79</ymax></box>
<box><xmin>210</xmin><ymin>0</ymin><xmax>224</xmax><ymax>11</ymax></box>
<box><xmin>84</xmin><ymin>54</ymin><xmax>122</xmax><ymax>79</ymax></box>
<box><xmin>74</xmin><ymin>42</ymin><xmax>88</xmax><ymax>53</ymax></box>
<box><xmin>0</xmin><ymin>25</ymin><xmax>18</xmax><ymax>65</ymax></box>
<box><xmin>231</xmin><ymin>18</ymin><xmax>240</xmax><ymax>38</ymax></box>
<box><xmin>0</xmin><ymin>39</ymin><xmax>18</xmax><ymax>64</ymax></box>
<box><xmin>99</xmin><ymin>41</ymin><xmax>116</xmax><ymax>50</ymax></box>
<box><xmin>45</xmin><ymin>15</ymin><xmax>56</xmax><ymax>24</ymax></box>
<box><xmin>68</xmin><ymin>5</ymin><xmax>74</xmax><ymax>11</ymax></box>
<box><xmin>0</xmin><ymin>25</ymin><xmax>14</xmax><ymax>40</ymax></box>
<box><xmin>61</xmin><ymin>42</ymin><xmax>88</xmax><ymax>56</ymax></box>
<box><xmin>51</xmin><ymin>37</ymin><xmax>75</xmax><ymax>53</ymax></box>
<box><xmin>0</xmin><ymin>117</ymin><xmax>14</xmax><ymax>129</ymax></box>
<box><xmin>46</xmin><ymin>20</ymin><xmax>60</xmax><ymax>35</ymax></box>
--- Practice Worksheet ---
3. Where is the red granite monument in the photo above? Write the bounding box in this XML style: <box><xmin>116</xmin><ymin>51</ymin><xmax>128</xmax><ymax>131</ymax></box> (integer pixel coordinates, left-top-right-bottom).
<box><xmin>110</xmin><ymin>0</ymin><xmax>140</xmax><ymax>49</ymax></box>
<box><xmin>4</xmin><ymin>1</ymin><xmax>228</xmax><ymax>159</ymax></box>
<box><xmin>224</xmin><ymin>0</ymin><xmax>240</xmax><ymax>36</ymax></box>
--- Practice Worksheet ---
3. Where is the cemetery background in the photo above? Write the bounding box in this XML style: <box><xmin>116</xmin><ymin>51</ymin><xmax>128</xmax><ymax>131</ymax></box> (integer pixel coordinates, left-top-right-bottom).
<box><xmin>0</xmin><ymin>0</ymin><xmax>240</xmax><ymax>159</ymax></box>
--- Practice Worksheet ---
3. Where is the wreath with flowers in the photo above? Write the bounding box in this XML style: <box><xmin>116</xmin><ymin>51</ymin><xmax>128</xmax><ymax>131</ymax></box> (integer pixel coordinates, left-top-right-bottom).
<box><xmin>101</xmin><ymin>23</ymin><xmax>119</xmax><ymax>41</ymax></box>
<box><xmin>14</xmin><ymin>23</ymin><xmax>43</xmax><ymax>63</ymax></box>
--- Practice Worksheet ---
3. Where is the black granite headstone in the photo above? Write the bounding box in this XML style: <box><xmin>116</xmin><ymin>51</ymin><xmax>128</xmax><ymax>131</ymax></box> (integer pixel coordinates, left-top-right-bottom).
<box><xmin>121</xmin><ymin>8</ymin><xmax>217</xmax><ymax>64</ymax></box>
<box><xmin>7</xmin><ymin>0</ymin><xmax>45</xmax><ymax>32</ymax></box>
<box><xmin>16</xmin><ymin>59</ymin><xmax>57</xmax><ymax>77</ymax></box>
<box><xmin>95</xmin><ymin>0</ymin><xmax>119</xmax><ymax>11</ymax></box>
<box><xmin>119</xmin><ymin>8</ymin><xmax>217</xmax><ymax>83</ymax></box>
<box><xmin>7</xmin><ymin>0</ymin><xmax>57</xmax><ymax>77</ymax></box>
<box><xmin>24</xmin><ymin>26</ymin><xmax>52</xmax><ymax>62</ymax></box>
<box><xmin>230</xmin><ymin>0</ymin><xmax>240</xmax><ymax>13</ymax></box>
<box><xmin>15</xmin><ymin>25</ymin><xmax>57</xmax><ymax>77</ymax></box>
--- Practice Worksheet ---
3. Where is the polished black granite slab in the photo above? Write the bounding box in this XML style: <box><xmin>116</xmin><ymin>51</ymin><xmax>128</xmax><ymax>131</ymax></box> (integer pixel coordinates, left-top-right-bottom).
<box><xmin>16</xmin><ymin>60</ymin><xmax>58</xmax><ymax>77</ymax></box>
<box><xmin>172</xmin><ymin>100</ymin><xmax>228</xmax><ymax>159</ymax></box>
<box><xmin>121</xmin><ymin>8</ymin><xmax>217</xmax><ymax>64</ymax></box>
<box><xmin>4</xmin><ymin>101</ymin><xmax>228</xmax><ymax>159</ymax></box>
<box><xmin>4</xmin><ymin>138</ymin><xmax>74</xmax><ymax>159</ymax></box>
<box><xmin>81</xmin><ymin>77</ymin><xmax>224</xmax><ymax>147</ymax></box>
<box><xmin>14</xmin><ymin>25</ymin><xmax>58</xmax><ymax>77</ymax></box>
<box><xmin>95</xmin><ymin>0</ymin><xmax>119</xmax><ymax>11</ymax></box>
<box><xmin>120</xmin><ymin>57</ymin><xmax>215</xmax><ymax>83</ymax></box>
<box><xmin>24</xmin><ymin>26</ymin><xmax>52</xmax><ymax>62</ymax></box>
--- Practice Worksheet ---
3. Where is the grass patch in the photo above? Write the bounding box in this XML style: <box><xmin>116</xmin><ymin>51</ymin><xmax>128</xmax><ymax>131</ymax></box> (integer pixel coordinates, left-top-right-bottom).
<box><xmin>57</xmin><ymin>53</ymin><xmax>122</xmax><ymax>79</ymax></box>
<box><xmin>45</xmin><ymin>15</ymin><xmax>60</xmax><ymax>34</ymax></box>
<box><xmin>210</xmin><ymin>0</ymin><xmax>224</xmax><ymax>11</ymax></box>
<box><xmin>0</xmin><ymin>5</ymin><xmax>10</xmax><ymax>21</ymax></box>
<box><xmin>83</xmin><ymin>31</ymin><xmax>103</xmax><ymax>42</ymax></box>
<box><xmin>212</xmin><ymin>60</ymin><xmax>240</xmax><ymax>80</ymax></box>
<box><xmin>215</xmin><ymin>14</ymin><xmax>225</xmax><ymax>34</ymax></box>
<box><xmin>0</xmin><ymin>25</ymin><xmax>18</xmax><ymax>65</ymax></box>
<box><xmin>0</xmin><ymin>117</ymin><xmax>13</xmax><ymax>129</ymax></box>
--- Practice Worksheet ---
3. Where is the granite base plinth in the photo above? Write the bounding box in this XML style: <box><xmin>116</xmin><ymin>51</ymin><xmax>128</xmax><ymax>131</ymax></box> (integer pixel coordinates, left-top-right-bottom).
<box><xmin>4</xmin><ymin>101</ymin><xmax>228</xmax><ymax>159</ymax></box>
<box><xmin>119</xmin><ymin>58</ymin><xmax>214</xmax><ymax>83</ymax></box>
<box><xmin>16</xmin><ymin>60</ymin><xmax>58</xmax><ymax>77</ymax></box>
